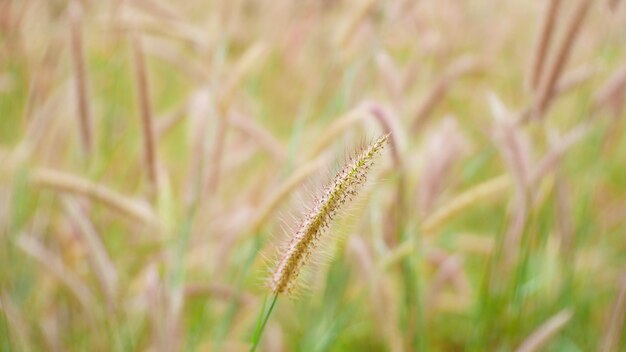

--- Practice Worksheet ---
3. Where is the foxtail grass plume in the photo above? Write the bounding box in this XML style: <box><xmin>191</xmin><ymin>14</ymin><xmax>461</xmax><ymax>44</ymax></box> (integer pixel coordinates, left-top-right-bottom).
<box><xmin>270</xmin><ymin>134</ymin><xmax>389</xmax><ymax>294</ymax></box>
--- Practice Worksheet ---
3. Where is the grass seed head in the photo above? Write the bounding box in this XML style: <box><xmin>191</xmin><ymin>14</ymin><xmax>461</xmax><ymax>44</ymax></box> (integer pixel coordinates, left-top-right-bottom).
<box><xmin>269</xmin><ymin>134</ymin><xmax>389</xmax><ymax>294</ymax></box>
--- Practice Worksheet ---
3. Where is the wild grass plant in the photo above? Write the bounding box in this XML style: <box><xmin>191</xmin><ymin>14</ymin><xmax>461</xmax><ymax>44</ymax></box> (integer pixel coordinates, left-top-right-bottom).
<box><xmin>1</xmin><ymin>0</ymin><xmax>626</xmax><ymax>351</ymax></box>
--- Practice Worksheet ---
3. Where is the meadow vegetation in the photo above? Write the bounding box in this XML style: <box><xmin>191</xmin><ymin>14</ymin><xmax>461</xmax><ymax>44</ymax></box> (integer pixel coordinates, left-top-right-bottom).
<box><xmin>1</xmin><ymin>0</ymin><xmax>626</xmax><ymax>351</ymax></box>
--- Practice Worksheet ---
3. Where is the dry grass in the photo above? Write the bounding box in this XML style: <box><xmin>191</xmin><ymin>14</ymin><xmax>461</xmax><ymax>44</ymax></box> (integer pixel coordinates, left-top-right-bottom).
<box><xmin>1</xmin><ymin>1</ymin><xmax>626</xmax><ymax>351</ymax></box>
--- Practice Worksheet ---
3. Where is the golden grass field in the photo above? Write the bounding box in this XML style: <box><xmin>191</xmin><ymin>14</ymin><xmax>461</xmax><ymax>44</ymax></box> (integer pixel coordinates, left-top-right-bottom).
<box><xmin>1</xmin><ymin>0</ymin><xmax>626</xmax><ymax>351</ymax></box>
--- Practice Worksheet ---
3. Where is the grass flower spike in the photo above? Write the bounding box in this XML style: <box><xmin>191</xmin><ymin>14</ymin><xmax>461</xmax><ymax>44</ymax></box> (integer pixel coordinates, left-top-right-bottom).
<box><xmin>250</xmin><ymin>134</ymin><xmax>388</xmax><ymax>351</ymax></box>
<box><xmin>270</xmin><ymin>134</ymin><xmax>389</xmax><ymax>294</ymax></box>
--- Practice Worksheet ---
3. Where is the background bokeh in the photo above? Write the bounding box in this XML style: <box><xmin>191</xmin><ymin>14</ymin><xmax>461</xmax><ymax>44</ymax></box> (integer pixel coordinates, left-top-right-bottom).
<box><xmin>1</xmin><ymin>0</ymin><xmax>626</xmax><ymax>351</ymax></box>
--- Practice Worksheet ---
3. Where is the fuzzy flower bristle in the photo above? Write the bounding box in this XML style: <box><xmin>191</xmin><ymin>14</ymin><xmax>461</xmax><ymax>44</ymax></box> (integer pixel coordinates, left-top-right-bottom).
<box><xmin>270</xmin><ymin>134</ymin><xmax>389</xmax><ymax>294</ymax></box>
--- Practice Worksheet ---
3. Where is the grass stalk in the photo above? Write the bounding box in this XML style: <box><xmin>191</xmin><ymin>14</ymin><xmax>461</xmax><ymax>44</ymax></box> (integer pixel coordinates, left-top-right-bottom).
<box><xmin>533</xmin><ymin>0</ymin><xmax>592</xmax><ymax>118</ymax></box>
<box><xmin>515</xmin><ymin>309</ymin><xmax>573</xmax><ymax>352</ymax></box>
<box><xmin>69</xmin><ymin>1</ymin><xmax>93</xmax><ymax>156</ymax></box>
<box><xmin>411</xmin><ymin>56</ymin><xmax>481</xmax><ymax>133</ymax></box>
<box><xmin>250</xmin><ymin>293</ymin><xmax>279</xmax><ymax>352</ymax></box>
<box><xmin>30</xmin><ymin>168</ymin><xmax>159</xmax><ymax>226</ymax></box>
<box><xmin>528</xmin><ymin>0</ymin><xmax>562</xmax><ymax>91</ymax></box>
<box><xmin>131</xmin><ymin>33</ymin><xmax>159</xmax><ymax>196</ymax></box>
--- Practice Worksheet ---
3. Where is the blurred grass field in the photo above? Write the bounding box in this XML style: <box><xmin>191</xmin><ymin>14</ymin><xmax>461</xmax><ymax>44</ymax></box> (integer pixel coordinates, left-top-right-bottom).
<box><xmin>1</xmin><ymin>0</ymin><xmax>626</xmax><ymax>351</ymax></box>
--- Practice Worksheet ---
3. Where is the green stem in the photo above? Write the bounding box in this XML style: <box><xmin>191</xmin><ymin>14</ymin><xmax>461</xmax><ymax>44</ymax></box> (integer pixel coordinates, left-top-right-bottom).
<box><xmin>250</xmin><ymin>293</ymin><xmax>279</xmax><ymax>352</ymax></box>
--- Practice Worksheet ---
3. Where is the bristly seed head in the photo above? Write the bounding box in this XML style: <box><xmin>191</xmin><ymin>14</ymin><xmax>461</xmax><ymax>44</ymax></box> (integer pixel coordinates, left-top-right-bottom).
<box><xmin>270</xmin><ymin>134</ymin><xmax>389</xmax><ymax>294</ymax></box>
